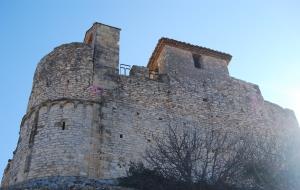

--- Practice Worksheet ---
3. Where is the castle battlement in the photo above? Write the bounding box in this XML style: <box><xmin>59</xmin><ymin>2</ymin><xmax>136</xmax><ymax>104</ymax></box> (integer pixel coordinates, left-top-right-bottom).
<box><xmin>1</xmin><ymin>22</ymin><xmax>298</xmax><ymax>189</ymax></box>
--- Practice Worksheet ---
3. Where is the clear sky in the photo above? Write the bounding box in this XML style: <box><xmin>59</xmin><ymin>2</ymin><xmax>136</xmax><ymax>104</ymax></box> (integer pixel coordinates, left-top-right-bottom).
<box><xmin>0</xmin><ymin>0</ymin><xmax>299</xmax><ymax>176</ymax></box>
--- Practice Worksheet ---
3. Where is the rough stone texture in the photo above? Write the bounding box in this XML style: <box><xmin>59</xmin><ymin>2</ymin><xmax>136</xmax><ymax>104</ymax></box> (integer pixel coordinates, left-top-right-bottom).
<box><xmin>0</xmin><ymin>176</ymin><xmax>133</xmax><ymax>190</ymax></box>
<box><xmin>1</xmin><ymin>22</ymin><xmax>299</xmax><ymax>188</ymax></box>
<box><xmin>27</xmin><ymin>42</ymin><xmax>97</xmax><ymax>111</ymax></box>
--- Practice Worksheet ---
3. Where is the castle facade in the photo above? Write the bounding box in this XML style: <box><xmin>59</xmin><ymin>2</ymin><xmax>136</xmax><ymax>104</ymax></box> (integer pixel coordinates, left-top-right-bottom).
<box><xmin>1</xmin><ymin>22</ymin><xmax>298</xmax><ymax>188</ymax></box>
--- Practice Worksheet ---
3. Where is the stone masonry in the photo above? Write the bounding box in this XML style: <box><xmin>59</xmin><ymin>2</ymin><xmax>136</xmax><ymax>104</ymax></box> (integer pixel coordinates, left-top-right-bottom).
<box><xmin>1</xmin><ymin>22</ymin><xmax>299</xmax><ymax>189</ymax></box>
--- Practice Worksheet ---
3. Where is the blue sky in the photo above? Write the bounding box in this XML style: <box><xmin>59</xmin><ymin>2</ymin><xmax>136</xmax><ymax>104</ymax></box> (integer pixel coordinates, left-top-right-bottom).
<box><xmin>0</xmin><ymin>0</ymin><xmax>299</xmax><ymax>176</ymax></box>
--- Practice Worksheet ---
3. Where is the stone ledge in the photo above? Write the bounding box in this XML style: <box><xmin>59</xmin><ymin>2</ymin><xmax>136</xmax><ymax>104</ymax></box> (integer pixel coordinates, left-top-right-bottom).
<box><xmin>0</xmin><ymin>176</ymin><xmax>133</xmax><ymax>190</ymax></box>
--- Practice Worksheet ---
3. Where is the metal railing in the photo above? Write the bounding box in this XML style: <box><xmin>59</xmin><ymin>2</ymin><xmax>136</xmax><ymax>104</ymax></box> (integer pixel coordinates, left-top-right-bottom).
<box><xmin>119</xmin><ymin>64</ymin><xmax>131</xmax><ymax>76</ymax></box>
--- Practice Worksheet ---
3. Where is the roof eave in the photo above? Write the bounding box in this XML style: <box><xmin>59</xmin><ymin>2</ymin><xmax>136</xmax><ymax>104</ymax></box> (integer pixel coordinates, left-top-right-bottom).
<box><xmin>147</xmin><ymin>38</ymin><xmax>232</xmax><ymax>71</ymax></box>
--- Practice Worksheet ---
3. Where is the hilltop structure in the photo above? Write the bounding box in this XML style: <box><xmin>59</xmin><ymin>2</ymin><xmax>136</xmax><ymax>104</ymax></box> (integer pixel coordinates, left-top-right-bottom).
<box><xmin>1</xmin><ymin>22</ymin><xmax>299</xmax><ymax>189</ymax></box>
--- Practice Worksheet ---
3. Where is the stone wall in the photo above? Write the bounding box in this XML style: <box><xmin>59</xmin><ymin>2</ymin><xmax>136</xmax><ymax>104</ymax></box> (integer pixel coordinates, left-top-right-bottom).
<box><xmin>27</xmin><ymin>43</ymin><xmax>97</xmax><ymax>111</ymax></box>
<box><xmin>1</xmin><ymin>22</ymin><xmax>298</xmax><ymax>188</ymax></box>
<box><xmin>0</xmin><ymin>176</ymin><xmax>133</xmax><ymax>190</ymax></box>
<box><xmin>2</xmin><ymin>100</ymin><xmax>102</xmax><ymax>186</ymax></box>
<box><xmin>94</xmin><ymin>45</ymin><xmax>298</xmax><ymax>178</ymax></box>
<box><xmin>1</xmin><ymin>23</ymin><xmax>121</xmax><ymax>187</ymax></box>
<box><xmin>85</xmin><ymin>22</ymin><xmax>120</xmax><ymax>90</ymax></box>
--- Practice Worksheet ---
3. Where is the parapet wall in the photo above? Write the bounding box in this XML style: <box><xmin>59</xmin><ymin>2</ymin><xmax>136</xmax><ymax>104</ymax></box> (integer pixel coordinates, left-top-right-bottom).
<box><xmin>27</xmin><ymin>43</ymin><xmax>96</xmax><ymax>111</ymax></box>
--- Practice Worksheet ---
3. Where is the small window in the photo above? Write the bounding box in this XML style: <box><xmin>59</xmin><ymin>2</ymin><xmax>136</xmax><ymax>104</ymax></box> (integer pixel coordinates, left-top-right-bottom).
<box><xmin>62</xmin><ymin>122</ymin><xmax>66</xmax><ymax>130</ymax></box>
<box><xmin>120</xmin><ymin>134</ymin><xmax>123</xmax><ymax>138</ymax></box>
<box><xmin>46</xmin><ymin>79</ymin><xmax>51</xmax><ymax>87</ymax></box>
<box><xmin>193</xmin><ymin>54</ymin><xmax>203</xmax><ymax>69</ymax></box>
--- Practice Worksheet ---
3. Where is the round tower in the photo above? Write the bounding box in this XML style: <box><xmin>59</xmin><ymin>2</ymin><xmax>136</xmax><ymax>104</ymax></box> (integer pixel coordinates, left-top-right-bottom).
<box><xmin>1</xmin><ymin>23</ymin><xmax>120</xmax><ymax>187</ymax></box>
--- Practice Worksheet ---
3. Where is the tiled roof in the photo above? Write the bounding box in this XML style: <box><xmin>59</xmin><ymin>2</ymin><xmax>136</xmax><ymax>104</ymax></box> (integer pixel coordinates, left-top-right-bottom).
<box><xmin>147</xmin><ymin>38</ymin><xmax>232</xmax><ymax>71</ymax></box>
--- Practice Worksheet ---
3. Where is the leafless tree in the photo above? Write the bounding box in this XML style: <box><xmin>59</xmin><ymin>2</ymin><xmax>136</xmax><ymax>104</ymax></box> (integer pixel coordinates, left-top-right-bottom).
<box><xmin>244</xmin><ymin>129</ymin><xmax>300</xmax><ymax>190</ymax></box>
<box><xmin>144</xmin><ymin>125</ymin><xmax>255</xmax><ymax>188</ymax></box>
<box><xmin>143</xmin><ymin>125</ymin><xmax>300</xmax><ymax>190</ymax></box>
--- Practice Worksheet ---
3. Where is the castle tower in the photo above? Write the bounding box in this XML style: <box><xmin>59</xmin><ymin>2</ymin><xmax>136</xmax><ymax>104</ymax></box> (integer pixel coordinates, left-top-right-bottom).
<box><xmin>84</xmin><ymin>23</ymin><xmax>120</xmax><ymax>89</ymax></box>
<box><xmin>1</xmin><ymin>23</ymin><xmax>120</xmax><ymax>187</ymax></box>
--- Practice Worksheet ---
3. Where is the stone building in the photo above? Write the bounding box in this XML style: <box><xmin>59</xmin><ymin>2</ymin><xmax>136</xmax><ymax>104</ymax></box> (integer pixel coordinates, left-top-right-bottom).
<box><xmin>1</xmin><ymin>22</ymin><xmax>299</xmax><ymax>189</ymax></box>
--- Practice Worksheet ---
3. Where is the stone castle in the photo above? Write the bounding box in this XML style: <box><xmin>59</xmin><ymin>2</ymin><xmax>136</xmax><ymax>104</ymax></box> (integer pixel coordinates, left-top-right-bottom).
<box><xmin>1</xmin><ymin>22</ymin><xmax>299</xmax><ymax>188</ymax></box>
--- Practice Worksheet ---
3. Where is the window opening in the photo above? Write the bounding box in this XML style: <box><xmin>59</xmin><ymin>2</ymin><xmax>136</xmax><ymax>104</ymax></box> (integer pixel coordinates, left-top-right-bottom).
<box><xmin>193</xmin><ymin>54</ymin><xmax>203</xmax><ymax>69</ymax></box>
<box><xmin>62</xmin><ymin>122</ymin><xmax>66</xmax><ymax>130</ymax></box>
